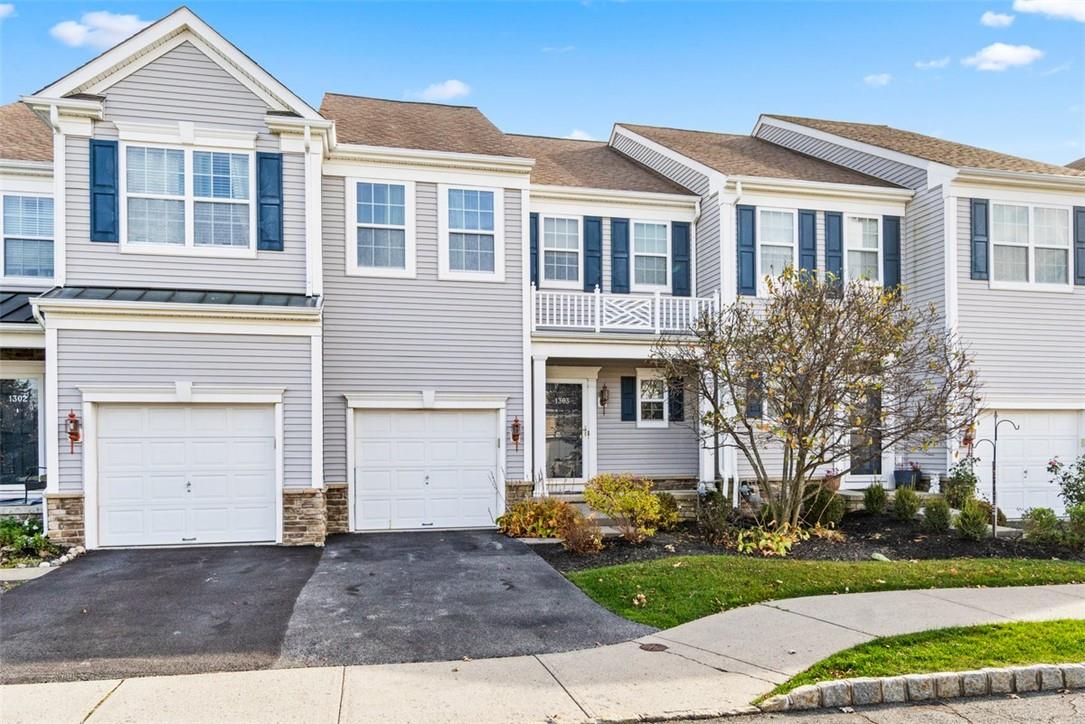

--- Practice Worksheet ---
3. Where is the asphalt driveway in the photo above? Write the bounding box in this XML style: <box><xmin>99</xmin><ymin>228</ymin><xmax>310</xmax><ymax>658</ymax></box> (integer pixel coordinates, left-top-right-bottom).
<box><xmin>0</xmin><ymin>531</ymin><xmax>651</xmax><ymax>684</ymax></box>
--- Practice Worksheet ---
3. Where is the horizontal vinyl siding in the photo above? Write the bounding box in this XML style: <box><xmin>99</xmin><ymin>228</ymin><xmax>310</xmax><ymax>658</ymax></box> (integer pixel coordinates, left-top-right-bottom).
<box><xmin>756</xmin><ymin>124</ymin><xmax>927</xmax><ymax>190</ymax></box>
<box><xmin>902</xmin><ymin>187</ymin><xmax>946</xmax><ymax>318</ymax></box>
<box><xmin>695</xmin><ymin>196</ymin><xmax>721</xmax><ymax>293</ymax></box>
<box><xmin>55</xmin><ymin>331</ymin><xmax>312</xmax><ymax>491</ymax></box>
<box><xmin>64</xmin><ymin>136</ymin><xmax>308</xmax><ymax>293</ymax></box>
<box><xmin>102</xmin><ymin>41</ymin><xmax>268</xmax><ymax>130</ymax></box>
<box><xmin>610</xmin><ymin>133</ymin><xmax>711</xmax><ymax>195</ymax></box>
<box><xmin>322</xmin><ymin>178</ymin><xmax>525</xmax><ymax>482</ymax></box>
<box><xmin>955</xmin><ymin>197</ymin><xmax>1085</xmax><ymax>403</ymax></box>
<box><xmin>593</xmin><ymin>364</ymin><xmax>699</xmax><ymax>478</ymax></box>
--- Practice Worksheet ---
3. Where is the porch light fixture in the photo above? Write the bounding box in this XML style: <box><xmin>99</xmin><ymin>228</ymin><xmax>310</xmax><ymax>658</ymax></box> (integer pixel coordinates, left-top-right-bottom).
<box><xmin>598</xmin><ymin>384</ymin><xmax>609</xmax><ymax>415</ymax></box>
<box><xmin>510</xmin><ymin>416</ymin><xmax>521</xmax><ymax>450</ymax></box>
<box><xmin>66</xmin><ymin>409</ymin><xmax>82</xmax><ymax>453</ymax></box>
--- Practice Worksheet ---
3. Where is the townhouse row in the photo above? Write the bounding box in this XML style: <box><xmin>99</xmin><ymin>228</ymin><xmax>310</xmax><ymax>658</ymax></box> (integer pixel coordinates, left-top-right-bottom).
<box><xmin>1</xmin><ymin>8</ymin><xmax>1082</xmax><ymax>548</ymax></box>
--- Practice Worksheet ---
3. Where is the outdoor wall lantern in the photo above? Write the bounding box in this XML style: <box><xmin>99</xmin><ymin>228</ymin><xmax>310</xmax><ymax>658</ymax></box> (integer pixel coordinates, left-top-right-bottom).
<box><xmin>66</xmin><ymin>409</ymin><xmax>82</xmax><ymax>453</ymax></box>
<box><xmin>510</xmin><ymin>416</ymin><xmax>521</xmax><ymax>450</ymax></box>
<box><xmin>598</xmin><ymin>384</ymin><xmax>610</xmax><ymax>415</ymax></box>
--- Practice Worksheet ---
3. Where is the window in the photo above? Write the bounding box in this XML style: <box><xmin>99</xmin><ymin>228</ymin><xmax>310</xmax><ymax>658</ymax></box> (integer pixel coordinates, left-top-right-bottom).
<box><xmin>121</xmin><ymin>144</ymin><xmax>254</xmax><ymax>256</ymax></box>
<box><xmin>542</xmin><ymin>216</ymin><xmax>581</xmax><ymax>288</ymax></box>
<box><xmin>636</xmin><ymin>369</ymin><xmax>668</xmax><ymax>428</ymax></box>
<box><xmin>632</xmin><ymin>221</ymin><xmax>669</xmax><ymax>292</ymax></box>
<box><xmin>759</xmin><ymin>209</ymin><xmax>796</xmax><ymax>281</ymax></box>
<box><xmin>849</xmin><ymin>391</ymin><xmax>882</xmax><ymax>476</ymax></box>
<box><xmin>2</xmin><ymin>196</ymin><xmax>54</xmax><ymax>279</ymax></box>
<box><xmin>846</xmin><ymin>216</ymin><xmax>880</xmax><ymax>282</ymax></box>
<box><xmin>438</xmin><ymin>185</ymin><xmax>504</xmax><ymax>281</ymax></box>
<box><xmin>347</xmin><ymin>180</ymin><xmax>415</xmax><ymax>277</ymax></box>
<box><xmin>992</xmin><ymin>203</ymin><xmax>1071</xmax><ymax>288</ymax></box>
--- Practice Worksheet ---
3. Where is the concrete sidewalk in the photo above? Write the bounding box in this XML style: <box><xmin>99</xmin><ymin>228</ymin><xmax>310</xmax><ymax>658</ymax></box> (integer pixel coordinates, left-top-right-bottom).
<box><xmin>4</xmin><ymin>584</ymin><xmax>1083</xmax><ymax>724</ymax></box>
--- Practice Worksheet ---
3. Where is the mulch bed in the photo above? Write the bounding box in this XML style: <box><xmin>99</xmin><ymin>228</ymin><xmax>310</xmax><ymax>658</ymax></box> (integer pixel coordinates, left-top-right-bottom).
<box><xmin>532</xmin><ymin>514</ymin><xmax>1085</xmax><ymax>574</ymax></box>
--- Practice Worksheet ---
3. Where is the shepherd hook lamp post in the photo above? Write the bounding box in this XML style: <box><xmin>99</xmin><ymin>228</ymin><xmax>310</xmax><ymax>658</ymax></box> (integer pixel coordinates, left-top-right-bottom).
<box><xmin>969</xmin><ymin>413</ymin><xmax>1020</xmax><ymax>539</ymax></box>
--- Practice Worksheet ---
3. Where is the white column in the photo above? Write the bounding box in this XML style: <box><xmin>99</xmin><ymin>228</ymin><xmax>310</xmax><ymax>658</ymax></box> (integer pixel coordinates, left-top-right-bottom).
<box><xmin>697</xmin><ymin>391</ymin><xmax>714</xmax><ymax>483</ymax></box>
<box><xmin>531</xmin><ymin>355</ymin><xmax>548</xmax><ymax>495</ymax></box>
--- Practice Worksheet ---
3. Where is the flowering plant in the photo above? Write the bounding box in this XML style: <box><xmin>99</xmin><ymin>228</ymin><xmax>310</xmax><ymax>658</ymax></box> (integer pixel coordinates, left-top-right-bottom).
<box><xmin>1048</xmin><ymin>455</ymin><xmax>1085</xmax><ymax>508</ymax></box>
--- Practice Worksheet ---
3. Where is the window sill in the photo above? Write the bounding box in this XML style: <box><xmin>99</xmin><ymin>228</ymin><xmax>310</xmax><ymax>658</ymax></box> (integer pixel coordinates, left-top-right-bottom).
<box><xmin>630</xmin><ymin>284</ymin><xmax>671</xmax><ymax>295</ymax></box>
<box><xmin>119</xmin><ymin>242</ymin><xmax>259</xmax><ymax>260</ymax></box>
<box><xmin>345</xmin><ymin>265</ymin><xmax>416</xmax><ymax>280</ymax></box>
<box><xmin>0</xmin><ymin>275</ymin><xmax>55</xmax><ymax>286</ymax></box>
<box><xmin>987</xmin><ymin>281</ymin><xmax>1075</xmax><ymax>294</ymax></box>
<box><xmin>438</xmin><ymin>269</ymin><xmax>506</xmax><ymax>284</ymax></box>
<box><xmin>636</xmin><ymin>420</ymin><xmax>668</xmax><ymax>429</ymax></box>
<box><xmin>540</xmin><ymin>279</ymin><xmax>583</xmax><ymax>291</ymax></box>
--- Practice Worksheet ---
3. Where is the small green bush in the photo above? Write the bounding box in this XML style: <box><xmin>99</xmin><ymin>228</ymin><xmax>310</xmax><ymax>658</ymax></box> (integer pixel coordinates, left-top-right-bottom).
<box><xmin>892</xmin><ymin>486</ymin><xmax>921</xmax><ymax>522</ymax></box>
<box><xmin>696</xmin><ymin>489</ymin><xmax>732</xmax><ymax>545</ymax></box>
<box><xmin>496</xmin><ymin>497</ymin><xmax>573</xmax><ymax>538</ymax></box>
<box><xmin>944</xmin><ymin>458</ymin><xmax>978</xmax><ymax>510</ymax></box>
<box><xmin>655</xmin><ymin>492</ymin><xmax>681</xmax><ymax>531</ymax></box>
<box><xmin>863</xmin><ymin>483</ymin><xmax>888</xmax><ymax>515</ymax></box>
<box><xmin>956</xmin><ymin>498</ymin><xmax>990</xmax><ymax>541</ymax></box>
<box><xmin>1023</xmin><ymin>507</ymin><xmax>1063</xmax><ymax>546</ymax></box>
<box><xmin>584</xmin><ymin>473</ymin><xmax>662</xmax><ymax>543</ymax></box>
<box><xmin>922</xmin><ymin>497</ymin><xmax>952</xmax><ymax>533</ymax></box>
<box><xmin>972</xmin><ymin>498</ymin><xmax>1008</xmax><ymax>527</ymax></box>
<box><xmin>733</xmin><ymin>523</ymin><xmax>809</xmax><ymax>557</ymax></box>
<box><xmin>804</xmin><ymin>486</ymin><xmax>845</xmax><ymax>527</ymax></box>
<box><xmin>0</xmin><ymin>516</ymin><xmax>57</xmax><ymax>559</ymax></box>
<box><xmin>1066</xmin><ymin>504</ymin><xmax>1085</xmax><ymax>551</ymax></box>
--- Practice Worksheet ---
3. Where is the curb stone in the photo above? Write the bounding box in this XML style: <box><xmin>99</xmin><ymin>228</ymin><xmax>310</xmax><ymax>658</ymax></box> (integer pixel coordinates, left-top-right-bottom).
<box><xmin>757</xmin><ymin>662</ymin><xmax>1085</xmax><ymax>712</ymax></box>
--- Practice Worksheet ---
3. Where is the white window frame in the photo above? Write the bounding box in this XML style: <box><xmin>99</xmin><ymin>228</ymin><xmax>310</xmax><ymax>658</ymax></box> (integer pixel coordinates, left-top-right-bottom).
<box><xmin>844</xmin><ymin>214</ymin><xmax>883</xmax><ymax>285</ymax></box>
<box><xmin>437</xmin><ymin>184</ymin><xmax>505</xmax><ymax>283</ymax></box>
<box><xmin>118</xmin><ymin>141</ymin><xmax>257</xmax><ymax>259</ymax></box>
<box><xmin>0</xmin><ymin>361</ymin><xmax>46</xmax><ymax>495</ymax></box>
<box><xmin>635</xmin><ymin>367</ymin><xmax>668</xmax><ymax>429</ymax></box>
<box><xmin>756</xmin><ymin>207</ymin><xmax>798</xmax><ymax>294</ymax></box>
<box><xmin>344</xmin><ymin>178</ymin><xmax>416</xmax><ymax>279</ymax></box>
<box><xmin>539</xmin><ymin>215</ymin><xmax>583</xmax><ymax>290</ymax></box>
<box><xmin>1</xmin><ymin>193</ymin><xmax>55</xmax><ymax>283</ymax></box>
<box><xmin>989</xmin><ymin>202</ymin><xmax>1074</xmax><ymax>293</ymax></box>
<box><xmin>630</xmin><ymin>219</ymin><xmax>671</xmax><ymax>294</ymax></box>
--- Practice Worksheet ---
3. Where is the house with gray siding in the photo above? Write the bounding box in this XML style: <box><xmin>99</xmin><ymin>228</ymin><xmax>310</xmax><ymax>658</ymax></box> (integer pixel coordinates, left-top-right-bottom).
<box><xmin>2</xmin><ymin>7</ymin><xmax>1082</xmax><ymax>550</ymax></box>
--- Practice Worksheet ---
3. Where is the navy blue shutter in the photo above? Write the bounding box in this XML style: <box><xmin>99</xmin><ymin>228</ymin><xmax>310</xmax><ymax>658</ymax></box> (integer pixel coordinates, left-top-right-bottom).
<box><xmin>668</xmin><ymin>379</ymin><xmax>685</xmax><ymax>422</ymax></box>
<box><xmin>825</xmin><ymin>212</ymin><xmax>843</xmax><ymax>285</ymax></box>
<box><xmin>529</xmin><ymin>213</ymin><xmax>539</xmax><ymax>286</ymax></box>
<box><xmin>798</xmin><ymin>209</ymin><xmax>817</xmax><ymax>275</ymax></box>
<box><xmin>1073</xmin><ymin>206</ymin><xmax>1085</xmax><ymax>286</ymax></box>
<box><xmin>671</xmin><ymin>221</ymin><xmax>691</xmax><ymax>297</ymax></box>
<box><xmin>737</xmin><ymin>205</ymin><xmax>756</xmax><ymax>296</ymax></box>
<box><xmin>89</xmin><ymin>140</ymin><xmax>118</xmax><ymax>242</ymax></box>
<box><xmin>883</xmin><ymin>216</ymin><xmax>901</xmax><ymax>290</ymax></box>
<box><xmin>256</xmin><ymin>152</ymin><xmax>283</xmax><ymax>251</ymax></box>
<box><xmin>970</xmin><ymin>199</ymin><xmax>989</xmax><ymax>281</ymax></box>
<box><xmin>583</xmin><ymin>216</ymin><xmax>602</xmax><ymax>292</ymax></box>
<box><xmin>620</xmin><ymin>376</ymin><xmax>636</xmax><ymax>421</ymax></box>
<box><xmin>611</xmin><ymin>218</ymin><xmax>630</xmax><ymax>293</ymax></box>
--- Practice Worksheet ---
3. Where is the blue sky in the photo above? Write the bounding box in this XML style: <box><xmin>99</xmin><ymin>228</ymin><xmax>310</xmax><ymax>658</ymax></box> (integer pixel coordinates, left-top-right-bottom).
<box><xmin>2</xmin><ymin>1</ymin><xmax>1083</xmax><ymax>164</ymax></box>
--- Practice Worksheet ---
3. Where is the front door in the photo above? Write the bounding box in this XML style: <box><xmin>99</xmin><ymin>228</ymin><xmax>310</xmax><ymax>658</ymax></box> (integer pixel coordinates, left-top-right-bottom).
<box><xmin>546</xmin><ymin>381</ymin><xmax>586</xmax><ymax>489</ymax></box>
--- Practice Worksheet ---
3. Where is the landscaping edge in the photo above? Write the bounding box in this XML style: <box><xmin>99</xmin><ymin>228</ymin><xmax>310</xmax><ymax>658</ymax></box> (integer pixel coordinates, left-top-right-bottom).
<box><xmin>759</xmin><ymin>662</ymin><xmax>1085</xmax><ymax>712</ymax></box>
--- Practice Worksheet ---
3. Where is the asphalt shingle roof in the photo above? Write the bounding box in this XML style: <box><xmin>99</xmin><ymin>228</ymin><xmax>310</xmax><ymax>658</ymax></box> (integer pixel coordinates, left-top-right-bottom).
<box><xmin>0</xmin><ymin>103</ymin><xmax>53</xmax><ymax>163</ymax></box>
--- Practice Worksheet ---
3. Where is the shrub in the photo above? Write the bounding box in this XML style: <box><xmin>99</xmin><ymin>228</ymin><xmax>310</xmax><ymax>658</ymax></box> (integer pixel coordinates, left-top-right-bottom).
<box><xmin>863</xmin><ymin>483</ymin><xmax>888</xmax><ymax>515</ymax></box>
<box><xmin>0</xmin><ymin>516</ymin><xmax>57</xmax><ymax>559</ymax></box>
<box><xmin>803</xmin><ymin>486</ymin><xmax>845</xmax><ymax>527</ymax></box>
<box><xmin>584</xmin><ymin>473</ymin><xmax>661</xmax><ymax>543</ymax></box>
<box><xmin>1048</xmin><ymin>454</ymin><xmax>1085</xmax><ymax>509</ymax></box>
<box><xmin>956</xmin><ymin>498</ymin><xmax>990</xmax><ymax>541</ymax></box>
<box><xmin>922</xmin><ymin>497</ymin><xmax>952</xmax><ymax>533</ymax></box>
<box><xmin>1022</xmin><ymin>507</ymin><xmax>1063</xmax><ymax>546</ymax></box>
<box><xmin>496</xmin><ymin>498</ymin><xmax>573</xmax><ymax>538</ymax></box>
<box><xmin>558</xmin><ymin>510</ymin><xmax>603</xmax><ymax>555</ymax></box>
<box><xmin>1066</xmin><ymin>504</ymin><xmax>1085</xmax><ymax>551</ymax></box>
<box><xmin>696</xmin><ymin>489</ymin><xmax>733</xmax><ymax>545</ymax></box>
<box><xmin>944</xmin><ymin>457</ymin><xmax>978</xmax><ymax>509</ymax></box>
<box><xmin>655</xmin><ymin>492</ymin><xmax>681</xmax><ymax>531</ymax></box>
<box><xmin>733</xmin><ymin>523</ymin><xmax>809</xmax><ymax>557</ymax></box>
<box><xmin>892</xmin><ymin>486</ymin><xmax>921</xmax><ymax>522</ymax></box>
<box><xmin>972</xmin><ymin>498</ymin><xmax>1008</xmax><ymax>527</ymax></box>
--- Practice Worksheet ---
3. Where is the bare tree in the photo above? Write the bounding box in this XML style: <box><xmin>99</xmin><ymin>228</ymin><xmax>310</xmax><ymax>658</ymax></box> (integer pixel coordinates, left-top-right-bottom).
<box><xmin>654</xmin><ymin>269</ymin><xmax>979</xmax><ymax>526</ymax></box>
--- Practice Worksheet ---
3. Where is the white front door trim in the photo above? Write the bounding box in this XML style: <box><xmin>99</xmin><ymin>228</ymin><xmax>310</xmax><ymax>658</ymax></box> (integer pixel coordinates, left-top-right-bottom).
<box><xmin>545</xmin><ymin>366</ymin><xmax>600</xmax><ymax>490</ymax></box>
<box><xmin>80</xmin><ymin>384</ymin><xmax>285</xmax><ymax>549</ymax></box>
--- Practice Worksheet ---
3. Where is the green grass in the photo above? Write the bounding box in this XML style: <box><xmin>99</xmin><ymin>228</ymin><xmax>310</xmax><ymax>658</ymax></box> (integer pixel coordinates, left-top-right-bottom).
<box><xmin>770</xmin><ymin>619</ymin><xmax>1085</xmax><ymax>695</ymax></box>
<box><xmin>566</xmin><ymin>555</ymin><xmax>1085</xmax><ymax>629</ymax></box>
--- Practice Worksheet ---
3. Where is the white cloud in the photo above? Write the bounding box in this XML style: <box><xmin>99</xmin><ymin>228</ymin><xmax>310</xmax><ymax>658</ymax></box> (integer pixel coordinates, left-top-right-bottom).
<box><xmin>980</xmin><ymin>11</ymin><xmax>1015</xmax><ymax>27</ymax></box>
<box><xmin>863</xmin><ymin>73</ymin><xmax>892</xmax><ymax>87</ymax></box>
<box><xmin>415</xmin><ymin>79</ymin><xmax>471</xmax><ymax>102</ymax></box>
<box><xmin>542</xmin><ymin>45</ymin><xmax>575</xmax><ymax>54</ymax></box>
<box><xmin>1040</xmin><ymin>62</ymin><xmax>1072</xmax><ymax>76</ymax></box>
<box><xmin>49</xmin><ymin>11</ymin><xmax>150</xmax><ymax>50</ymax></box>
<box><xmin>564</xmin><ymin>129</ymin><xmax>594</xmax><ymax>141</ymax></box>
<box><xmin>915</xmin><ymin>57</ymin><xmax>951</xmax><ymax>70</ymax></box>
<box><xmin>0</xmin><ymin>4</ymin><xmax>14</xmax><ymax>21</ymax></box>
<box><xmin>1013</xmin><ymin>0</ymin><xmax>1085</xmax><ymax>22</ymax></box>
<box><xmin>962</xmin><ymin>42</ymin><xmax>1044</xmax><ymax>70</ymax></box>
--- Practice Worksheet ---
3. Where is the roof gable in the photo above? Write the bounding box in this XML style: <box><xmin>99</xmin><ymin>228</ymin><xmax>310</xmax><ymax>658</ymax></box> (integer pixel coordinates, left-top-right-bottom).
<box><xmin>33</xmin><ymin>7</ymin><xmax>321</xmax><ymax>121</ymax></box>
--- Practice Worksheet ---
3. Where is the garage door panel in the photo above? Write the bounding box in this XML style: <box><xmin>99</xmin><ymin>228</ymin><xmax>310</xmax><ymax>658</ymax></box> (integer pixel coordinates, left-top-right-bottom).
<box><xmin>147</xmin><ymin>407</ymin><xmax>188</xmax><ymax>435</ymax></box>
<box><xmin>461</xmin><ymin>440</ymin><xmax>495</xmax><ymax>465</ymax></box>
<box><xmin>230</xmin><ymin>472</ymin><xmax>274</xmax><ymax>498</ymax></box>
<box><xmin>99</xmin><ymin>474</ymin><xmax>146</xmax><ymax>503</ymax></box>
<box><xmin>98</xmin><ymin>407</ymin><xmax>144</xmax><ymax>435</ymax></box>
<box><xmin>147</xmin><ymin>474</ymin><xmax>187</xmax><ymax>500</ymax></box>
<box><xmin>99</xmin><ymin>440</ymin><xmax>144</xmax><ymax>469</ymax></box>
<box><xmin>427</xmin><ymin>441</ymin><xmax>460</xmax><ymax>464</ymax></box>
<box><xmin>395</xmin><ymin>440</ymin><xmax>427</xmax><ymax>462</ymax></box>
<box><xmin>359</xmin><ymin>469</ymin><xmax>392</xmax><ymax>492</ymax></box>
<box><xmin>228</xmin><ymin>439</ymin><xmax>275</xmax><ymax>467</ymax></box>
<box><xmin>227</xmin><ymin>407</ymin><xmax>275</xmax><ymax>435</ymax></box>
<box><xmin>148</xmin><ymin>441</ymin><xmax>187</xmax><ymax>467</ymax></box>
<box><xmin>392</xmin><ymin>413</ymin><xmax>427</xmax><ymax>436</ymax></box>
<box><xmin>395</xmin><ymin>469</ymin><xmax>427</xmax><ymax>492</ymax></box>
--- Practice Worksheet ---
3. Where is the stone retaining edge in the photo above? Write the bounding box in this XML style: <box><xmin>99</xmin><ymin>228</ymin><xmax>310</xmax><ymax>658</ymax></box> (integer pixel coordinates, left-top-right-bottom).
<box><xmin>758</xmin><ymin>662</ymin><xmax>1085</xmax><ymax>712</ymax></box>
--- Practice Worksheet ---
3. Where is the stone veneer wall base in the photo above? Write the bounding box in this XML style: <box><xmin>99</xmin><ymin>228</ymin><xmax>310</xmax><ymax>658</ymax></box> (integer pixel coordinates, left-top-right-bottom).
<box><xmin>325</xmin><ymin>483</ymin><xmax>349</xmax><ymax>534</ymax></box>
<box><xmin>282</xmin><ymin>488</ymin><xmax>326</xmax><ymax>546</ymax></box>
<box><xmin>45</xmin><ymin>493</ymin><xmax>85</xmax><ymax>547</ymax></box>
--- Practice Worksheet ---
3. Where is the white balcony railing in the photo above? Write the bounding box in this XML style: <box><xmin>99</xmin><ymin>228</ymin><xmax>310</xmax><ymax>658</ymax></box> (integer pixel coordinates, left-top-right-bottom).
<box><xmin>532</xmin><ymin>285</ymin><xmax>719</xmax><ymax>335</ymax></box>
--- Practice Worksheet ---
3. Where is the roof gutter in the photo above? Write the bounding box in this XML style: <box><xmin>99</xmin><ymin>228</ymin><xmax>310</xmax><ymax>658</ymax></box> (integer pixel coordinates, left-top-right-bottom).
<box><xmin>952</xmin><ymin>166</ymin><xmax>1085</xmax><ymax>193</ymax></box>
<box><xmin>30</xmin><ymin>296</ymin><xmax>323</xmax><ymax>324</ymax></box>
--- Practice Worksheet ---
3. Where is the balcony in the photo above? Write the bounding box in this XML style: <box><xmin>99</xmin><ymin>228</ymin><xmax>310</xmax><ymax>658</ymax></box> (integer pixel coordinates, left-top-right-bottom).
<box><xmin>531</xmin><ymin>286</ymin><xmax>718</xmax><ymax>335</ymax></box>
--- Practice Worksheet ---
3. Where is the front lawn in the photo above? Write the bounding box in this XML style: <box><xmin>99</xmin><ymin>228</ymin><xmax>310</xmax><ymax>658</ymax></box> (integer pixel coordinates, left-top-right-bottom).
<box><xmin>770</xmin><ymin>619</ymin><xmax>1085</xmax><ymax>695</ymax></box>
<box><xmin>566</xmin><ymin>555</ymin><xmax>1085</xmax><ymax>629</ymax></box>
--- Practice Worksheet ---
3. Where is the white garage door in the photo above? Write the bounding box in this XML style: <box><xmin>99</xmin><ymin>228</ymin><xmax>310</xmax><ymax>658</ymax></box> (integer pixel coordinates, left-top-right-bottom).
<box><xmin>355</xmin><ymin>409</ymin><xmax>500</xmax><ymax>530</ymax></box>
<box><xmin>975</xmin><ymin>410</ymin><xmax>1082</xmax><ymax>518</ymax></box>
<box><xmin>98</xmin><ymin>405</ymin><xmax>277</xmax><ymax>547</ymax></box>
